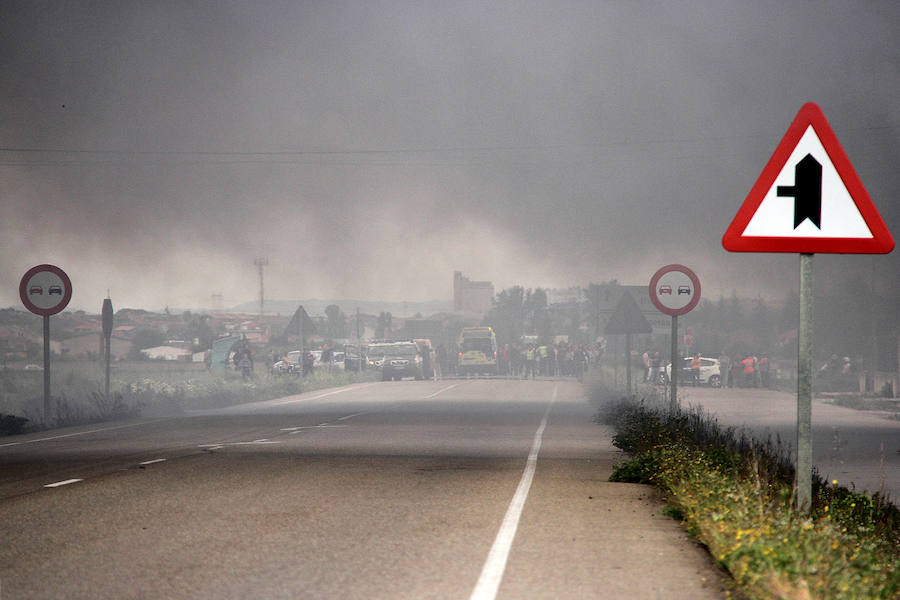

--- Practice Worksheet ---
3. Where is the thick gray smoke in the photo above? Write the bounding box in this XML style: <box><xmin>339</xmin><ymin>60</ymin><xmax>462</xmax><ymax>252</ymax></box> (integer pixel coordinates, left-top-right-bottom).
<box><xmin>2</xmin><ymin>2</ymin><xmax>898</xmax><ymax>311</ymax></box>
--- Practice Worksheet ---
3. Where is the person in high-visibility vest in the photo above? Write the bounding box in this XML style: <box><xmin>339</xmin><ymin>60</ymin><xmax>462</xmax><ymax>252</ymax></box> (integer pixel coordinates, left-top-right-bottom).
<box><xmin>524</xmin><ymin>346</ymin><xmax>536</xmax><ymax>379</ymax></box>
<box><xmin>742</xmin><ymin>355</ymin><xmax>755</xmax><ymax>387</ymax></box>
<box><xmin>690</xmin><ymin>353</ymin><xmax>702</xmax><ymax>386</ymax></box>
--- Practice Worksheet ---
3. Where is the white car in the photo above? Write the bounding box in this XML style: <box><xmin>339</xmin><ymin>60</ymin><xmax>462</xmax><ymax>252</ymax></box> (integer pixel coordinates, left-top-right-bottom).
<box><xmin>660</xmin><ymin>356</ymin><xmax>722</xmax><ymax>387</ymax></box>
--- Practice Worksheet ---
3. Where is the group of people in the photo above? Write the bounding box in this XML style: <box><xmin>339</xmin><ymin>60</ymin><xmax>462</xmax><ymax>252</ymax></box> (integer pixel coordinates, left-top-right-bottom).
<box><xmin>639</xmin><ymin>349</ymin><xmax>778</xmax><ymax>388</ymax></box>
<box><xmin>496</xmin><ymin>342</ymin><xmax>601</xmax><ymax>380</ymax></box>
<box><xmin>717</xmin><ymin>352</ymin><xmax>774</xmax><ymax>388</ymax></box>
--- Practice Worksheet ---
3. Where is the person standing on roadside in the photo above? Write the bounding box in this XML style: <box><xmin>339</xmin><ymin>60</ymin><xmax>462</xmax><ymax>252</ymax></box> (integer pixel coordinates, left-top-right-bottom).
<box><xmin>574</xmin><ymin>345</ymin><xmax>588</xmax><ymax>382</ymax></box>
<box><xmin>718</xmin><ymin>352</ymin><xmax>731</xmax><ymax>388</ymax></box>
<box><xmin>690</xmin><ymin>353</ymin><xmax>702</xmax><ymax>386</ymax></box>
<box><xmin>650</xmin><ymin>351</ymin><xmax>661</xmax><ymax>384</ymax></box>
<box><xmin>742</xmin><ymin>355</ymin><xmax>755</xmax><ymax>387</ymax></box>
<box><xmin>524</xmin><ymin>345</ymin><xmax>536</xmax><ymax>379</ymax></box>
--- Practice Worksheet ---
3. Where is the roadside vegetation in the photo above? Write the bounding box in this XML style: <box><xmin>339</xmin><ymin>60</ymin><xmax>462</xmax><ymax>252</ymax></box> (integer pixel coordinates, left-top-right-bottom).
<box><xmin>594</xmin><ymin>383</ymin><xmax>899</xmax><ymax>599</ymax></box>
<box><xmin>0</xmin><ymin>362</ymin><xmax>376</xmax><ymax>434</ymax></box>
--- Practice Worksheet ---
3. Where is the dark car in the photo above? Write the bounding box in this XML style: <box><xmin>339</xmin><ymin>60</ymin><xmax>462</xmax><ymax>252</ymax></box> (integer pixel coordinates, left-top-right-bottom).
<box><xmin>380</xmin><ymin>342</ymin><xmax>424</xmax><ymax>381</ymax></box>
<box><xmin>48</xmin><ymin>285</ymin><xmax>63</xmax><ymax>295</ymax></box>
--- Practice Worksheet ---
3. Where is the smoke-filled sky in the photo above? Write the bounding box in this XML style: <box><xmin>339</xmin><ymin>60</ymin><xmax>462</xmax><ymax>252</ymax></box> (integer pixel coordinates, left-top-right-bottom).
<box><xmin>2</xmin><ymin>1</ymin><xmax>898</xmax><ymax>313</ymax></box>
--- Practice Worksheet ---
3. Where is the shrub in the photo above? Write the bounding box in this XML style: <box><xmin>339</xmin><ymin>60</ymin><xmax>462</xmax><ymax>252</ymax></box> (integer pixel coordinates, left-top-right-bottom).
<box><xmin>598</xmin><ymin>390</ymin><xmax>900</xmax><ymax>599</ymax></box>
<box><xmin>0</xmin><ymin>413</ymin><xmax>28</xmax><ymax>435</ymax></box>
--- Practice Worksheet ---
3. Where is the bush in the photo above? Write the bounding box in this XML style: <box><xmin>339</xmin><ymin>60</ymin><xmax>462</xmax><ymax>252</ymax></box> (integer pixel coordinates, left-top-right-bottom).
<box><xmin>598</xmin><ymin>389</ymin><xmax>900</xmax><ymax>599</ymax></box>
<box><xmin>0</xmin><ymin>413</ymin><xmax>28</xmax><ymax>435</ymax></box>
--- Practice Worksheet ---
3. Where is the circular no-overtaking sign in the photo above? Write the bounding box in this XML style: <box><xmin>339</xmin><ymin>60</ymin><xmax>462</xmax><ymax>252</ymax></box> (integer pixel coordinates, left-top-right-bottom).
<box><xmin>19</xmin><ymin>264</ymin><xmax>72</xmax><ymax>316</ymax></box>
<box><xmin>649</xmin><ymin>264</ymin><xmax>701</xmax><ymax>316</ymax></box>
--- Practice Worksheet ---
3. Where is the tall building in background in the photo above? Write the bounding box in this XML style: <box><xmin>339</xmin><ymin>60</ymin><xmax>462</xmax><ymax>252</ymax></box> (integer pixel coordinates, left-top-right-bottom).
<box><xmin>453</xmin><ymin>271</ymin><xmax>494</xmax><ymax>315</ymax></box>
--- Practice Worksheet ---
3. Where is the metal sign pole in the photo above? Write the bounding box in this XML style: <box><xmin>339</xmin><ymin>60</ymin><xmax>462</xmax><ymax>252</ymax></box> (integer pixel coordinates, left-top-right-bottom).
<box><xmin>669</xmin><ymin>314</ymin><xmax>678</xmax><ymax>413</ymax></box>
<box><xmin>43</xmin><ymin>314</ymin><xmax>51</xmax><ymax>424</ymax></box>
<box><xmin>797</xmin><ymin>253</ymin><xmax>814</xmax><ymax>511</ymax></box>
<box><xmin>102</xmin><ymin>298</ymin><xmax>114</xmax><ymax>402</ymax></box>
<box><xmin>625</xmin><ymin>333</ymin><xmax>632</xmax><ymax>396</ymax></box>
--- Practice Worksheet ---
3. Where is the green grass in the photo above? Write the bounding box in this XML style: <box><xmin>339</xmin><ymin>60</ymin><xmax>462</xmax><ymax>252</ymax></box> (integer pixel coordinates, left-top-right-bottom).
<box><xmin>596</xmin><ymin>385</ymin><xmax>899</xmax><ymax>599</ymax></box>
<box><xmin>0</xmin><ymin>361</ymin><xmax>377</xmax><ymax>431</ymax></box>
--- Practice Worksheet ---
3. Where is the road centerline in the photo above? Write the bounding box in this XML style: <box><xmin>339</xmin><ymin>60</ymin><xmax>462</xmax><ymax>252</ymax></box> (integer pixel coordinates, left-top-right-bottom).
<box><xmin>44</xmin><ymin>479</ymin><xmax>83</xmax><ymax>488</ymax></box>
<box><xmin>469</xmin><ymin>384</ymin><xmax>557</xmax><ymax>600</ymax></box>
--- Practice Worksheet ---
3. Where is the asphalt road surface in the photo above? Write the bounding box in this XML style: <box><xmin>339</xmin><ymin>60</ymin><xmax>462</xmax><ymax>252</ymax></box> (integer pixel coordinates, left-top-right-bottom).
<box><xmin>673</xmin><ymin>386</ymin><xmax>900</xmax><ymax>500</ymax></box>
<box><xmin>0</xmin><ymin>379</ymin><xmax>727</xmax><ymax>599</ymax></box>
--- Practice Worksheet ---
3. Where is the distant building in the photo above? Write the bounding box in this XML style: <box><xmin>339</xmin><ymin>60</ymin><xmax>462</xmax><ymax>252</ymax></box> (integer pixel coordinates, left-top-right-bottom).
<box><xmin>549</xmin><ymin>287</ymin><xmax>585</xmax><ymax>305</ymax></box>
<box><xmin>453</xmin><ymin>271</ymin><xmax>494</xmax><ymax>315</ymax></box>
<box><xmin>141</xmin><ymin>345</ymin><xmax>192</xmax><ymax>361</ymax></box>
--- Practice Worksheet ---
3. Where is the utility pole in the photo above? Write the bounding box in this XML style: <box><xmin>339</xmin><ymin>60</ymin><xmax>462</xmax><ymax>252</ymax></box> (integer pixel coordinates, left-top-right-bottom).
<box><xmin>253</xmin><ymin>257</ymin><xmax>268</xmax><ymax>317</ymax></box>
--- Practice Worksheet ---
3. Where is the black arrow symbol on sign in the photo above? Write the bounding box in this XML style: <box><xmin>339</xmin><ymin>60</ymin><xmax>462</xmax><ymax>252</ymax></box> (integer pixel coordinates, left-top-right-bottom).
<box><xmin>777</xmin><ymin>154</ymin><xmax>822</xmax><ymax>229</ymax></box>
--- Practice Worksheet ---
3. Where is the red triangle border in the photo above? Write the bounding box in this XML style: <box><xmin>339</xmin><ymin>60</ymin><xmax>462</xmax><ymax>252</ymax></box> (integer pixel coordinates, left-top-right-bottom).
<box><xmin>722</xmin><ymin>102</ymin><xmax>894</xmax><ymax>254</ymax></box>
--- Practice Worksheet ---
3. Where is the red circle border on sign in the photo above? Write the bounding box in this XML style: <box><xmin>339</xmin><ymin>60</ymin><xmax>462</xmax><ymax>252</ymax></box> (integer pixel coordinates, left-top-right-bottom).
<box><xmin>649</xmin><ymin>264</ymin><xmax>701</xmax><ymax>316</ymax></box>
<box><xmin>19</xmin><ymin>264</ymin><xmax>73</xmax><ymax>316</ymax></box>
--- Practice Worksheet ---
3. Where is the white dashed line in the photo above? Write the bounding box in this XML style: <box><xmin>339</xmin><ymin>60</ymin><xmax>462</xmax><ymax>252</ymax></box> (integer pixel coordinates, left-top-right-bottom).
<box><xmin>424</xmin><ymin>382</ymin><xmax>465</xmax><ymax>399</ymax></box>
<box><xmin>139</xmin><ymin>459</ymin><xmax>167</xmax><ymax>466</ymax></box>
<box><xmin>336</xmin><ymin>412</ymin><xmax>367</xmax><ymax>421</ymax></box>
<box><xmin>0</xmin><ymin>419</ymin><xmax>171</xmax><ymax>448</ymax></box>
<box><xmin>44</xmin><ymin>479</ymin><xmax>83</xmax><ymax>488</ymax></box>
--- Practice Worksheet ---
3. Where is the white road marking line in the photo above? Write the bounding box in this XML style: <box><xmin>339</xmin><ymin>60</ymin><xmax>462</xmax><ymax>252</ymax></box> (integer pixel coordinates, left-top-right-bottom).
<box><xmin>281</xmin><ymin>424</ymin><xmax>347</xmax><ymax>432</ymax></box>
<box><xmin>0</xmin><ymin>419</ymin><xmax>171</xmax><ymax>448</ymax></box>
<box><xmin>139</xmin><ymin>458</ymin><xmax>167</xmax><ymax>466</ymax></box>
<box><xmin>234</xmin><ymin>440</ymin><xmax>281</xmax><ymax>445</ymax></box>
<box><xmin>336</xmin><ymin>412</ymin><xmax>367</xmax><ymax>421</ymax></box>
<box><xmin>44</xmin><ymin>479</ymin><xmax>83</xmax><ymax>488</ymax></box>
<box><xmin>199</xmin><ymin>439</ymin><xmax>282</xmax><ymax>448</ymax></box>
<box><xmin>267</xmin><ymin>382</ymin><xmax>380</xmax><ymax>407</ymax></box>
<box><xmin>469</xmin><ymin>384</ymin><xmax>557</xmax><ymax>600</ymax></box>
<box><xmin>423</xmin><ymin>382</ymin><xmax>465</xmax><ymax>399</ymax></box>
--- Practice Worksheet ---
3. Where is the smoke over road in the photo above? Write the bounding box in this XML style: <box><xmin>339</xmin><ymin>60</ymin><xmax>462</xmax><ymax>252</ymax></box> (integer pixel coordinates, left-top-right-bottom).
<box><xmin>2</xmin><ymin>2</ymin><xmax>898</xmax><ymax>311</ymax></box>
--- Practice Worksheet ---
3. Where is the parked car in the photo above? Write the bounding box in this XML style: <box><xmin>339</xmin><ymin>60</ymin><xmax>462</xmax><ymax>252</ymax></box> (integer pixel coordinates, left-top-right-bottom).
<box><xmin>329</xmin><ymin>351</ymin><xmax>345</xmax><ymax>370</ymax></box>
<box><xmin>343</xmin><ymin>344</ymin><xmax>365</xmax><ymax>371</ymax></box>
<box><xmin>659</xmin><ymin>356</ymin><xmax>722</xmax><ymax>387</ymax></box>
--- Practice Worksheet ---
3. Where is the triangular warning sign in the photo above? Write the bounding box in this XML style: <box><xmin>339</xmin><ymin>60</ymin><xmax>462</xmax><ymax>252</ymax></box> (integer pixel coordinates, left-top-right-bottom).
<box><xmin>604</xmin><ymin>291</ymin><xmax>652</xmax><ymax>335</ymax></box>
<box><xmin>723</xmin><ymin>102</ymin><xmax>893</xmax><ymax>254</ymax></box>
<box><xmin>284</xmin><ymin>305</ymin><xmax>317</xmax><ymax>338</ymax></box>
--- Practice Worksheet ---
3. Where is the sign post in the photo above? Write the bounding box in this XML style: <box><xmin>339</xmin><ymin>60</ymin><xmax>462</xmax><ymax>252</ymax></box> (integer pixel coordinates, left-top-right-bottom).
<box><xmin>19</xmin><ymin>264</ymin><xmax>73</xmax><ymax>424</ymax></box>
<box><xmin>723</xmin><ymin>102</ymin><xmax>894</xmax><ymax>511</ymax></box>
<box><xmin>102</xmin><ymin>298</ymin><xmax>114</xmax><ymax>403</ymax></box>
<box><xmin>603</xmin><ymin>290</ymin><xmax>652</xmax><ymax>396</ymax></box>
<box><xmin>649</xmin><ymin>264</ymin><xmax>701</xmax><ymax>413</ymax></box>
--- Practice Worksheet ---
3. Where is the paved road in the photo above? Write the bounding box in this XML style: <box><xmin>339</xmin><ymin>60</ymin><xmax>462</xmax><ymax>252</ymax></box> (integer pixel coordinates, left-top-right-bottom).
<box><xmin>0</xmin><ymin>379</ymin><xmax>726</xmax><ymax>599</ymax></box>
<box><xmin>672</xmin><ymin>386</ymin><xmax>900</xmax><ymax>499</ymax></box>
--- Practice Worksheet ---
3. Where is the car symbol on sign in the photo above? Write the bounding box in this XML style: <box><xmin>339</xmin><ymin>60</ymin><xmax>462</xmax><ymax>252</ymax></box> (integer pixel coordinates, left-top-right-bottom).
<box><xmin>29</xmin><ymin>286</ymin><xmax>43</xmax><ymax>295</ymax></box>
<box><xmin>677</xmin><ymin>286</ymin><xmax>691</xmax><ymax>295</ymax></box>
<box><xmin>659</xmin><ymin>285</ymin><xmax>672</xmax><ymax>295</ymax></box>
<box><xmin>48</xmin><ymin>285</ymin><xmax>63</xmax><ymax>295</ymax></box>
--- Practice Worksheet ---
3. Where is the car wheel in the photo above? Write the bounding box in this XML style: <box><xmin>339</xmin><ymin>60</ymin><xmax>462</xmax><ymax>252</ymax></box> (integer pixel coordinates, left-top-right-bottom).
<box><xmin>708</xmin><ymin>374</ymin><xmax>722</xmax><ymax>388</ymax></box>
